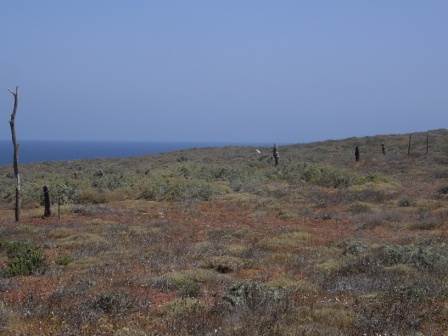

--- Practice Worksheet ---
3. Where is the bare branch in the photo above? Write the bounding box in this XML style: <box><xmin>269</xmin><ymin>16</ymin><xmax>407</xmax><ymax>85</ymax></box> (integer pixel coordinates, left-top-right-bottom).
<box><xmin>8</xmin><ymin>86</ymin><xmax>18</xmax><ymax>96</ymax></box>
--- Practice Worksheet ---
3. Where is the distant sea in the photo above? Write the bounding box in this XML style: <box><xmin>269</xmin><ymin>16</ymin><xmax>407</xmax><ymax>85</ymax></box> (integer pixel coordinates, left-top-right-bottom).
<box><xmin>0</xmin><ymin>140</ymin><xmax>244</xmax><ymax>165</ymax></box>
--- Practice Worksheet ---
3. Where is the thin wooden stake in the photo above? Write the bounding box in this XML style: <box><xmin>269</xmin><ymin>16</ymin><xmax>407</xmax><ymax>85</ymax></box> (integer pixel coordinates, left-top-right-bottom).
<box><xmin>408</xmin><ymin>134</ymin><xmax>412</xmax><ymax>156</ymax></box>
<box><xmin>43</xmin><ymin>186</ymin><xmax>51</xmax><ymax>217</ymax></box>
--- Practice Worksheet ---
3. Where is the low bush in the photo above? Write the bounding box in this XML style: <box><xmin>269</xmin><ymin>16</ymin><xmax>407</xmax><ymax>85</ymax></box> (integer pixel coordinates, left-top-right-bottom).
<box><xmin>140</xmin><ymin>176</ymin><xmax>229</xmax><ymax>202</ymax></box>
<box><xmin>0</xmin><ymin>301</ymin><xmax>9</xmax><ymax>331</ymax></box>
<box><xmin>150</xmin><ymin>270</ymin><xmax>212</xmax><ymax>298</ymax></box>
<box><xmin>355</xmin><ymin>210</ymin><xmax>402</xmax><ymax>229</ymax></box>
<box><xmin>274</xmin><ymin>163</ymin><xmax>360</xmax><ymax>188</ymax></box>
<box><xmin>219</xmin><ymin>280</ymin><xmax>298</xmax><ymax>335</ymax></box>
<box><xmin>161</xmin><ymin>298</ymin><xmax>212</xmax><ymax>335</ymax></box>
<box><xmin>258</xmin><ymin>231</ymin><xmax>311</xmax><ymax>251</ymax></box>
<box><xmin>56</xmin><ymin>255</ymin><xmax>74</xmax><ymax>266</ymax></box>
<box><xmin>348</xmin><ymin>202</ymin><xmax>372</xmax><ymax>214</ymax></box>
<box><xmin>92</xmin><ymin>293</ymin><xmax>135</xmax><ymax>314</ymax></box>
<box><xmin>1</xmin><ymin>241</ymin><xmax>45</xmax><ymax>277</ymax></box>
<box><xmin>354</xmin><ymin>276</ymin><xmax>447</xmax><ymax>334</ymax></box>
<box><xmin>339</xmin><ymin>240</ymin><xmax>368</xmax><ymax>256</ymax></box>
<box><xmin>52</xmin><ymin>182</ymin><xmax>81</xmax><ymax>204</ymax></box>
<box><xmin>339</xmin><ymin>242</ymin><xmax>448</xmax><ymax>276</ymax></box>
<box><xmin>223</xmin><ymin>281</ymin><xmax>293</xmax><ymax>313</ymax></box>
<box><xmin>398</xmin><ymin>197</ymin><xmax>413</xmax><ymax>207</ymax></box>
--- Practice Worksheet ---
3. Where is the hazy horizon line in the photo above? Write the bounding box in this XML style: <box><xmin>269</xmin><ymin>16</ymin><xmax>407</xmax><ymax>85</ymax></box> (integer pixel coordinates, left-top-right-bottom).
<box><xmin>0</xmin><ymin>127</ymin><xmax>444</xmax><ymax>146</ymax></box>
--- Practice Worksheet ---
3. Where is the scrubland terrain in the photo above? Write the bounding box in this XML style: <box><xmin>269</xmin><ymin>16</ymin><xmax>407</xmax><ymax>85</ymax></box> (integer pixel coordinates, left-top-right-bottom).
<box><xmin>1</xmin><ymin>129</ymin><xmax>448</xmax><ymax>335</ymax></box>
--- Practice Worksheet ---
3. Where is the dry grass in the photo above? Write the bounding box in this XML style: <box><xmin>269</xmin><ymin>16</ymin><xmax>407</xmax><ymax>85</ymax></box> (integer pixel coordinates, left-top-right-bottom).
<box><xmin>0</xmin><ymin>129</ymin><xmax>448</xmax><ymax>335</ymax></box>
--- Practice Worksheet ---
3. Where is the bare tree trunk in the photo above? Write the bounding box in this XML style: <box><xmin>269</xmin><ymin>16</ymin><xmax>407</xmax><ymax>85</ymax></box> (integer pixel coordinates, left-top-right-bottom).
<box><xmin>407</xmin><ymin>134</ymin><xmax>412</xmax><ymax>156</ymax></box>
<box><xmin>43</xmin><ymin>186</ymin><xmax>51</xmax><ymax>217</ymax></box>
<box><xmin>8</xmin><ymin>87</ymin><xmax>20</xmax><ymax>222</ymax></box>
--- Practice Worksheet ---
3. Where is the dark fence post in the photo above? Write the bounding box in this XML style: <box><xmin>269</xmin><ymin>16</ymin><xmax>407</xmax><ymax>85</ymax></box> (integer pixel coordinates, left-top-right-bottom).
<box><xmin>273</xmin><ymin>144</ymin><xmax>279</xmax><ymax>166</ymax></box>
<box><xmin>381</xmin><ymin>144</ymin><xmax>386</xmax><ymax>156</ymax></box>
<box><xmin>426</xmin><ymin>133</ymin><xmax>429</xmax><ymax>155</ymax></box>
<box><xmin>43</xmin><ymin>186</ymin><xmax>51</xmax><ymax>217</ymax></box>
<box><xmin>408</xmin><ymin>134</ymin><xmax>412</xmax><ymax>156</ymax></box>
<box><xmin>355</xmin><ymin>146</ymin><xmax>360</xmax><ymax>162</ymax></box>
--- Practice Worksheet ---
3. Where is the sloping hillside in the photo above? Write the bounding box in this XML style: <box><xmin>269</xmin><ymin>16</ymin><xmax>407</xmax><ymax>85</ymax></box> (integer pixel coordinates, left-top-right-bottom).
<box><xmin>1</xmin><ymin>129</ymin><xmax>448</xmax><ymax>335</ymax></box>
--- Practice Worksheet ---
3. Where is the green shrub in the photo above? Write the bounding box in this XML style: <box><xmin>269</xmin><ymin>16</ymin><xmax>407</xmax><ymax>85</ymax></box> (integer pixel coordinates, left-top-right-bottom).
<box><xmin>356</xmin><ymin>174</ymin><xmax>388</xmax><ymax>184</ymax></box>
<box><xmin>1</xmin><ymin>241</ymin><xmax>45</xmax><ymax>277</ymax></box>
<box><xmin>53</xmin><ymin>183</ymin><xmax>81</xmax><ymax>204</ymax></box>
<box><xmin>339</xmin><ymin>242</ymin><xmax>448</xmax><ymax>275</ymax></box>
<box><xmin>398</xmin><ymin>198</ymin><xmax>413</xmax><ymax>207</ymax></box>
<box><xmin>177</xmin><ymin>279</ymin><xmax>200</xmax><ymax>298</ymax></box>
<box><xmin>78</xmin><ymin>189</ymin><xmax>108</xmax><ymax>204</ymax></box>
<box><xmin>162</xmin><ymin>297</ymin><xmax>209</xmax><ymax>332</ymax></box>
<box><xmin>91</xmin><ymin>173</ymin><xmax>136</xmax><ymax>191</ymax></box>
<box><xmin>274</xmin><ymin>162</ymin><xmax>361</xmax><ymax>188</ymax></box>
<box><xmin>303</xmin><ymin>165</ymin><xmax>354</xmax><ymax>188</ymax></box>
<box><xmin>140</xmin><ymin>176</ymin><xmax>228</xmax><ymax>201</ymax></box>
<box><xmin>150</xmin><ymin>270</ymin><xmax>208</xmax><ymax>298</ymax></box>
<box><xmin>56</xmin><ymin>255</ymin><xmax>74</xmax><ymax>266</ymax></box>
<box><xmin>339</xmin><ymin>240</ymin><xmax>368</xmax><ymax>256</ymax></box>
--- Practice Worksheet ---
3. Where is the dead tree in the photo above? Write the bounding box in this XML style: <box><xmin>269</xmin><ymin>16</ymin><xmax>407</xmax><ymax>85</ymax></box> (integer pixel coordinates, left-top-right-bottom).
<box><xmin>355</xmin><ymin>146</ymin><xmax>360</xmax><ymax>162</ymax></box>
<box><xmin>381</xmin><ymin>143</ymin><xmax>386</xmax><ymax>156</ymax></box>
<box><xmin>43</xmin><ymin>186</ymin><xmax>51</xmax><ymax>217</ymax></box>
<box><xmin>272</xmin><ymin>144</ymin><xmax>279</xmax><ymax>166</ymax></box>
<box><xmin>8</xmin><ymin>87</ymin><xmax>21</xmax><ymax>222</ymax></box>
<box><xmin>408</xmin><ymin>134</ymin><xmax>412</xmax><ymax>156</ymax></box>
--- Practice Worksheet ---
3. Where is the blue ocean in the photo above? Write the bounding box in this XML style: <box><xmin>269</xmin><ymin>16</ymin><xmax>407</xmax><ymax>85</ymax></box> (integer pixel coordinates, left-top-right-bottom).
<box><xmin>0</xmin><ymin>141</ymin><xmax>234</xmax><ymax>165</ymax></box>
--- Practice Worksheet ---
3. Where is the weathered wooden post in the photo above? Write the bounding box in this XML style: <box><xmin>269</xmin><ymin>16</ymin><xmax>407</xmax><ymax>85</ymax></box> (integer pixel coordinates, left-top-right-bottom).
<box><xmin>8</xmin><ymin>86</ymin><xmax>21</xmax><ymax>222</ymax></box>
<box><xmin>426</xmin><ymin>133</ymin><xmax>429</xmax><ymax>155</ymax></box>
<box><xmin>272</xmin><ymin>144</ymin><xmax>279</xmax><ymax>166</ymax></box>
<box><xmin>381</xmin><ymin>143</ymin><xmax>386</xmax><ymax>156</ymax></box>
<box><xmin>43</xmin><ymin>186</ymin><xmax>51</xmax><ymax>217</ymax></box>
<box><xmin>355</xmin><ymin>146</ymin><xmax>360</xmax><ymax>162</ymax></box>
<box><xmin>408</xmin><ymin>134</ymin><xmax>412</xmax><ymax>156</ymax></box>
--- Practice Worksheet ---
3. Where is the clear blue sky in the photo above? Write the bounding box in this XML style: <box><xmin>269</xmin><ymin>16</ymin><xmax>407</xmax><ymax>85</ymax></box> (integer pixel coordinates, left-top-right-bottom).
<box><xmin>1</xmin><ymin>1</ymin><xmax>447</xmax><ymax>143</ymax></box>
